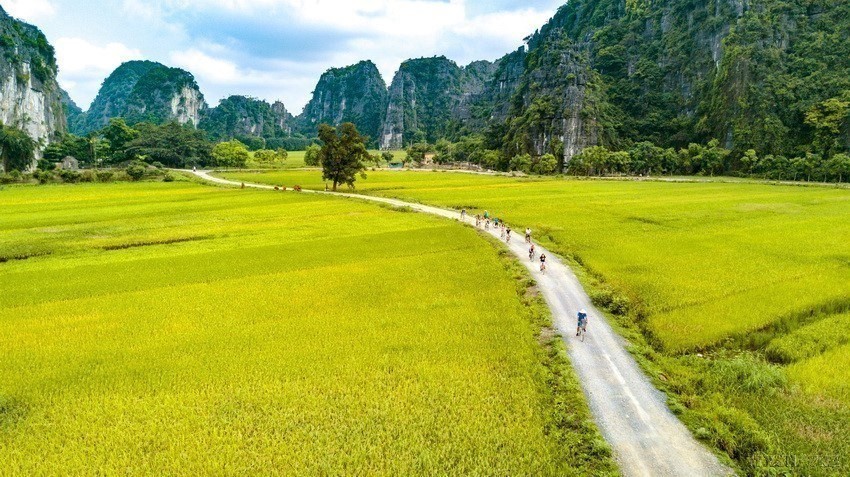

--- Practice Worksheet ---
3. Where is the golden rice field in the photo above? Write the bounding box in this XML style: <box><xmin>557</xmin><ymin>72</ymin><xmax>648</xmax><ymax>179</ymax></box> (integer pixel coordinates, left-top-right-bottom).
<box><xmin>0</xmin><ymin>180</ymin><xmax>613</xmax><ymax>475</ymax></box>
<box><xmin>220</xmin><ymin>169</ymin><xmax>850</xmax><ymax>475</ymax></box>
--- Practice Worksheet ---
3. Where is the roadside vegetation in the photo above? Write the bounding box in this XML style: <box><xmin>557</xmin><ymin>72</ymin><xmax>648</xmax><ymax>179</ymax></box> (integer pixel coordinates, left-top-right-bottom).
<box><xmin>221</xmin><ymin>169</ymin><xmax>850</xmax><ymax>475</ymax></box>
<box><xmin>0</xmin><ymin>180</ymin><xmax>615</xmax><ymax>475</ymax></box>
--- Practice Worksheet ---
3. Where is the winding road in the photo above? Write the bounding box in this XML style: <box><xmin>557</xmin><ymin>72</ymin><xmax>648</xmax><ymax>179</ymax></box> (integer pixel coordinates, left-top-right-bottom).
<box><xmin>191</xmin><ymin>170</ymin><xmax>733</xmax><ymax>477</ymax></box>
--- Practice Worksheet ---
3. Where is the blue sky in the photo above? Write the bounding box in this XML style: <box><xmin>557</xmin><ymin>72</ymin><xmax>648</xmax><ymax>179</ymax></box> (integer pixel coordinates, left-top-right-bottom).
<box><xmin>4</xmin><ymin>0</ymin><xmax>563</xmax><ymax>114</ymax></box>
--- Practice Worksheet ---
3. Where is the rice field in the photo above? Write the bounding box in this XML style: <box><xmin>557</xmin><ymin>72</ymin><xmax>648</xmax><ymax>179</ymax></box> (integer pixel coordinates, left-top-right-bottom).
<box><xmin>0</xmin><ymin>181</ymin><xmax>612</xmax><ymax>475</ymax></box>
<box><xmin>220</xmin><ymin>169</ymin><xmax>850</xmax><ymax>475</ymax></box>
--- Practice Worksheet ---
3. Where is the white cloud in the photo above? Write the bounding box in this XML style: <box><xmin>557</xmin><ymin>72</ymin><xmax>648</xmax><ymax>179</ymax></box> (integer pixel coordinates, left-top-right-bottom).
<box><xmin>3</xmin><ymin>0</ymin><xmax>56</xmax><ymax>22</ymax></box>
<box><xmin>54</xmin><ymin>38</ymin><xmax>142</xmax><ymax>108</ymax></box>
<box><xmin>39</xmin><ymin>0</ymin><xmax>560</xmax><ymax>112</ymax></box>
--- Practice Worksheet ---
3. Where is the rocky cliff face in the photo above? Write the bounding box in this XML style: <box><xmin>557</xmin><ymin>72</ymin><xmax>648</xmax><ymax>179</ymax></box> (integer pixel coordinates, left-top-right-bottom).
<box><xmin>122</xmin><ymin>64</ymin><xmax>205</xmax><ymax>126</ymax></box>
<box><xmin>74</xmin><ymin>61</ymin><xmax>205</xmax><ymax>134</ymax></box>
<box><xmin>297</xmin><ymin>60</ymin><xmax>387</xmax><ymax>145</ymax></box>
<box><xmin>199</xmin><ymin>95</ymin><xmax>293</xmax><ymax>141</ymax></box>
<box><xmin>380</xmin><ymin>56</ymin><xmax>496</xmax><ymax>149</ymax></box>
<box><xmin>0</xmin><ymin>6</ymin><xmax>65</xmax><ymax>166</ymax></box>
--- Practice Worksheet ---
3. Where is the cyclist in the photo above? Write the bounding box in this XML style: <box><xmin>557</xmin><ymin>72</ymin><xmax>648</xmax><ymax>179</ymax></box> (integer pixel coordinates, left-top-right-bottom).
<box><xmin>577</xmin><ymin>309</ymin><xmax>588</xmax><ymax>337</ymax></box>
<box><xmin>485</xmin><ymin>218</ymin><xmax>491</xmax><ymax>230</ymax></box>
<box><xmin>475</xmin><ymin>214</ymin><xmax>481</xmax><ymax>227</ymax></box>
<box><xmin>506</xmin><ymin>226</ymin><xmax>512</xmax><ymax>242</ymax></box>
<box><xmin>525</xmin><ymin>228</ymin><xmax>532</xmax><ymax>243</ymax></box>
<box><xmin>460</xmin><ymin>209</ymin><xmax>466</xmax><ymax>221</ymax></box>
<box><xmin>539</xmin><ymin>253</ymin><xmax>547</xmax><ymax>272</ymax></box>
<box><xmin>529</xmin><ymin>243</ymin><xmax>536</xmax><ymax>261</ymax></box>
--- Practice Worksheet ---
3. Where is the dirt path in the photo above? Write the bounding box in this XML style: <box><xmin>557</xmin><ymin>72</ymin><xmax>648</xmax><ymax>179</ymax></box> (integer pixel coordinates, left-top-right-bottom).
<box><xmin>191</xmin><ymin>170</ymin><xmax>734</xmax><ymax>476</ymax></box>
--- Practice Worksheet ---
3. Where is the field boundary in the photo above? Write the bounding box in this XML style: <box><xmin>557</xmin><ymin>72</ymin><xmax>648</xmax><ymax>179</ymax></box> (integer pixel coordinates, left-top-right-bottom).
<box><xmin>191</xmin><ymin>169</ymin><xmax>733</xmax><ymax>477</ymax></box>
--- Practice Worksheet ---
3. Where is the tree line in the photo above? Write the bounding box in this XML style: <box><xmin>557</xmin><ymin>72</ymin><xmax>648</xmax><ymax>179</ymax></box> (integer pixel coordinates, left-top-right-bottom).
<box><xmin>47</xmin><ymin>119</ymin><xmax>288</xmax><ymax>169</ymax></box>
<box><xmin>396</xmin><ymin>133</ymin><xmax>850</xmax><ymax>183</ymax></box>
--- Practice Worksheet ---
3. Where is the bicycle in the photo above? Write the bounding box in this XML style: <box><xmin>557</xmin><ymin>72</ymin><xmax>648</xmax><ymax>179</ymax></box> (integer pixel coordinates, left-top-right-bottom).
<box><xmin>578</xmin><ymin>323</ymin><xmax>587</xmax><ymax>341</ymax></box>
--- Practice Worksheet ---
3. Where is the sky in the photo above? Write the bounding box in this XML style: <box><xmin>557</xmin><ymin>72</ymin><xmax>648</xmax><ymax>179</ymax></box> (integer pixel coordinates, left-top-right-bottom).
<box><xmin>3</xmin><ymin>0</ymin><xmax>563</xmax><ymax>114</ymax></box>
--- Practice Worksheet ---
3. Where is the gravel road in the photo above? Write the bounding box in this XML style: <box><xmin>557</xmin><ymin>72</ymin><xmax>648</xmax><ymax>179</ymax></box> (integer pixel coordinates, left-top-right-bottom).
<box><xmin>192</xmin><ymin>170</ymin><xmax>734</xmax><ymax>476</ymax></box>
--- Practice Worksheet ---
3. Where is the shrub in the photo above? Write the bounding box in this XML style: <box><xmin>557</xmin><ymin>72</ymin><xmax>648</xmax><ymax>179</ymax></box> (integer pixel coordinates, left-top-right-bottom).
<box><xmin>96</xmin><ymin>170</ymin><xmax>114</xmax><ymax>182</ymax></box>
<box><xmin>126</xmin><ymin>161</ymin><xmax>148</xmax><ymax>181</ymax></box>
<box><xmin>163</xmin><ymin>173</ymin><xmax>175</xmax><ymax>182</ymax></box>
<box><xmin>33</xmin><ymin>170</ymin><xmax>54</xmax><ymax>184</ymax></box>
<box><xmin>58</xmin><ymin>169</ymin><xmax>81</xmax><ymax>183</ymax></box>
<box><xmin>80</xmin><ymin>170</ymin><xmax>96</xmax><ymax>183</ymax></box>
<box><xmin>151</xmin><ymin>161</ymin><xmax>165</xmax><ymax>169</ymax></box>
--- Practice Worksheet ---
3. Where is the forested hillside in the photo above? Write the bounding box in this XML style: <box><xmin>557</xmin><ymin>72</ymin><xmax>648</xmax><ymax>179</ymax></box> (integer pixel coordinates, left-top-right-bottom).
<box><xmin>200</xmin><ymin>95</ymin><xmax>308</xmax><ymax>150</ymax></box>
<box><xmin>500</xmin><ymin>0</ymin><xmax>850</xmax><ymax>166</ymax></box>
<box><xmin>71</xmin><ymin>61</ymin><xmax>205</xmax><ymax>134</ymax></box>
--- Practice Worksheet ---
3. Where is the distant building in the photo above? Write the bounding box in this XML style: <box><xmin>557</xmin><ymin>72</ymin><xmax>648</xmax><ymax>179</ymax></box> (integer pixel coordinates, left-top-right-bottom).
<box><xmin>61</xmin><ymin>156</ymin><xmax>79</xmax><ymax>170</ymax></box>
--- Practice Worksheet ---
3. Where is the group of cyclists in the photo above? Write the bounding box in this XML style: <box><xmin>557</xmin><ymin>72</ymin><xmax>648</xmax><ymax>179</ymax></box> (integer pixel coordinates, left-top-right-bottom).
<box><xmin>460</xmin><ymin>208</ymin><xmax>589</xmax><ymax>339</ymax></box>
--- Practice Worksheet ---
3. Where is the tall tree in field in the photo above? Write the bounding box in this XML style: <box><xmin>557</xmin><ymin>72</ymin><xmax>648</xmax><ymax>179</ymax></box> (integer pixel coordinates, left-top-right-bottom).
<box><xmin>318</xmin><ymin>122</ymin><xmax>368</xmax><ymax>191</ymax></box>
<box><xmin>0</xmin><ymin>124</ymin><xmax>37</xmax><ymax>172</ymax></box>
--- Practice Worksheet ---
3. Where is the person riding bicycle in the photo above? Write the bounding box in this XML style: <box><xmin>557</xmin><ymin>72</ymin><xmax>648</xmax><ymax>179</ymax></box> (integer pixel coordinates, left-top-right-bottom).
<box><xmin>525</xmin><ymin>228</ymin><xmax>532</xmax><ymax>243</ymax></box>
<box><xmin>528</xmin><ymin>244</ymin><xmax>535</xmax><ymax>260</ymax></box>
<box><xmin>577</xmin><ymin>309</ymin><xmax>588</xmax><ymax>336</ymax></box>
<box><xmin>539</xmin><ymin>253</ymin><xmax>547</xmax><ymax>272</ymax></box>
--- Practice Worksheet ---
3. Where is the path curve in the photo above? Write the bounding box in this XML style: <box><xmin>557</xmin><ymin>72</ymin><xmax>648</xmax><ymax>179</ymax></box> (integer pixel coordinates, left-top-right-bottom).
<box><xmin>190</xmin><ymin>170</ymin><xmax>733</xmax><ymax>477</ymax></box>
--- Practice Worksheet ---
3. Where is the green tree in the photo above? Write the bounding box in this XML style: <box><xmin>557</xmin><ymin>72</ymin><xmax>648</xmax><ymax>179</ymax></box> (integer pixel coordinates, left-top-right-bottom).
<box><xmin>318</xmin><ymin>122</ymin><xmax>369</xmax><ymax>191</ymax></box>
<box><xmin>0</xmin><ymin>124</ymin><xmax>37</xmax><ymax>172</ymax></box>
<box><xmin>254</xmin><ymin>148</ymin><xmax>287</xmax><ymax>164</ymax></box>
<box><xmin>434</xmin><ymin>139</ymin><xmax>454</xmax><ymax>164</ymax></box>
<box><xmin>100</xmin><ymin>118</ymin><xmax>139</xmax><ymax>163</ymax></box>
<box><xmin>701</xmin><ymin>139</ymin><xmax>732</xmax><ymax>176</ymax></box>
<box><xmin>574</xmin><ymin>146</ymin><xmax>612</xmax><ymax>176</ymax></box>
<box><xmin>126</xmin><ymin>122</ymin><xmax>213</xmax><ymax>168</ymax></box>
<box><xmin>609</xmin><ymin>151</ymin><xmax>632</xmax><ymax>174</ymax></box>
<box><xmin>480</xmin><ymin>150</ymin><xmax>503</xmax><ymax>170</ymax></box>
<box><xmin>304</xmin><ymin>144</ymin><xmax>321</xmax><ymax>166</ymax></box>
<box><xmin>405</xmin><ymin>142</ymin><xmax>433</xmax><ymax>166</ymax></box>
<box><xmin>628</xmin><ymin>141</ymin><xmax>666</xmax><ymax>175</ymax></box>
<box><xmin>532</xmin><ymin>153</ymin><xmax>558</xmax><ymax>174</ymax></box>
<box><xmin>827</xmin><ymin>153</ymin><xmax>850</xmax><ymax>182</ymax></box>
<box><xmin>453</xmin><ymin>135</ymin><xmax>485</xmax><ymax>164</ymax></box>
<box><xmin>509</xmin><ymin>153</ymin><xmax>532</xmax><ymax>173</ymax></box>
<box><xmin>381</xmin><ymin>151</ymin><xmax>394</xmax><ymax>164</ymax></box>
<box><xmin>37</xmin><ymin>158</ymin><xmax>54</xmax><ymax>171</ymax></box>
<box><xmin>741</xmin><ymin>149</ymin><xmax>759</xmax><ymax>174</ymax></box>
<box><xmin>211</xmin><ymin>140</ymin><xmax>250</xmax><ymax>168</ymax></box>
<box><xmin>805</xmin><ymin>98</ymin><xmax>850</xmax><ymax>158</ymax></box>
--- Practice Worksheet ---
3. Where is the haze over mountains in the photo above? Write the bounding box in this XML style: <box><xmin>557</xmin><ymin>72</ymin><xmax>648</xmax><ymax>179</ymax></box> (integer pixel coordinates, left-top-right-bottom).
<box><xmin>2</xmin><ymin>0</ymin><xmax>848</xmax><ymax>166</ymax></box>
